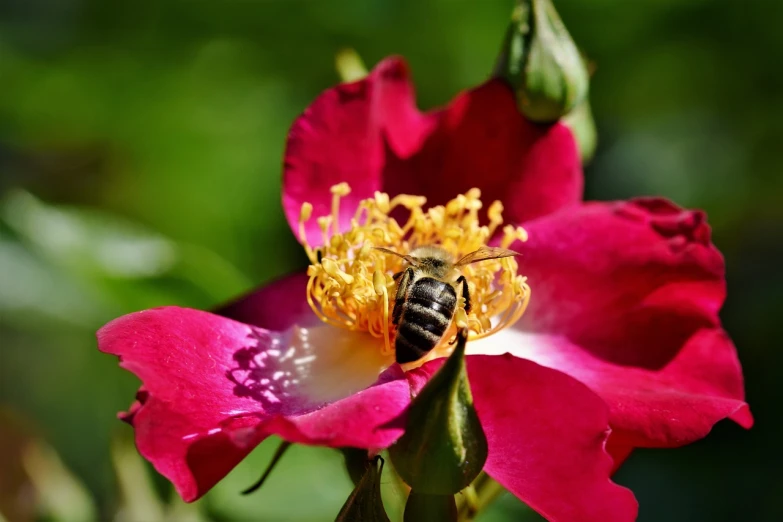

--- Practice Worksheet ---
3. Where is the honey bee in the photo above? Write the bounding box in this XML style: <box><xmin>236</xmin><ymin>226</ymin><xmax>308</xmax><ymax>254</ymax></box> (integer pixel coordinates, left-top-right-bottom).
<box><xmin>375</xmin><ymin>245</ymin><xmax>520</xmax><ymax>364</ymax></box>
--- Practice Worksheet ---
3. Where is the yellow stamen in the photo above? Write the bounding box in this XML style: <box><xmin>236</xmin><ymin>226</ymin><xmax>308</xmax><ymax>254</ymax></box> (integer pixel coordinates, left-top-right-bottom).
<box><xmin>330</xmin><ymin>182</ymin><xmax>351</xmax><ymax>236</ymax></box>
<box><xmin>298</xmin><ymin>184</ymin><xmax>531</xmax><ymax>358</ymax></box>
<box><xmin>373</xmin><ymin>270</ymin><xmax>393</xmax><ymax>356</ymax></box>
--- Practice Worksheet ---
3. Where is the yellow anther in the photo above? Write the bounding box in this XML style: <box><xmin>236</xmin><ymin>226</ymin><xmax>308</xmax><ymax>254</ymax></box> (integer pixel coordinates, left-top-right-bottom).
<box><xmin>487</xmin><ymin>201</ymin><xmax>504</xmax><ymax>236</ymax></box>
<box><xmin>328</xmin><ymin>183</ymin><xmax>351</xmax><ymax>236</ymax></box>
<box><xmin>374</xmin><ymin>191</ymin><xmax>390</xmax><ymax>214</ymax></box>
<box><xmin>298</xmin><ymin>202</ymin><xmax>315</xmax><ymax>258</ymax></box>
<box><xmin>372</xmin><ymin>270</ymin><xmax>387</xmax><ymax>296</ymax></box>
<box><xmin>300</xmin><ymin>202</ymin><xmax>313</xmax><ymax>222</ymax></box>
<box><xmin>317</xmin><ymin>216</ymin><xmax>332</xmax><ymax>233</ymax></box>
<box><xmin>330</xmin><ymin>182</ymin><xmax>352</xmax><ymax>197</ymax></box>
<box><xmin>322</xmin><ymin>258</ymin><xmax>354</xmax><ymax>285</ymax></box>
<box><xmin>391</xmin><ymin>194</ymin><xmax>427</xmax><ymax>209</ymax></box>
<box><xmin>299</xmin><ymin>184</ymin><xmax>530</xmax><ymax>358</ymax></box>
<box><xmin>446</xmin><ymin>195</ymin><xmax>466</xmax><ymax>214</ymax></box>
<box><xmin>444</xmin><ymin>228</ymin><xmax>463</xmax><ymax>239</ymax></box>
<box><xmin>500</xmin><ymin>224</ymin><xmax>529</xmax><ymax>248</ymax></box>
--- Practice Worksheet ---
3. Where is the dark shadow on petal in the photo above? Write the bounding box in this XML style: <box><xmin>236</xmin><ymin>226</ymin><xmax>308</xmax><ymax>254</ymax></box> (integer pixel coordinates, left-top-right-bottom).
<box><xmin>224</xmin><ymin>329</ymin><xmax>326</xmax><ymax>416</ymax></box>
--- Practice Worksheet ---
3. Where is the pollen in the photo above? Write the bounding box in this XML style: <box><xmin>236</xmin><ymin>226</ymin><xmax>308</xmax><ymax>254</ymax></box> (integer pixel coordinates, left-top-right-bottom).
<box><xmin>299</xmin><ymin>185</ymin><xmax>530</xmax><ymax>357</ymax></box>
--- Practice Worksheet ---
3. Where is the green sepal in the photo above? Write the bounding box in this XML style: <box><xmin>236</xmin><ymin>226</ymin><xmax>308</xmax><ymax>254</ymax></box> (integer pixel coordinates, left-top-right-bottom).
<box><xmin>241</xmin><ymin>440</ymin><xmax>291</xmax><ymax>495</ymax></box>
<box><xmin>563</xmin><ymin>93</ymin><xmax>597</xmax><ymax>164</ymax></box>
<box><xmin>403</xmin><ymin>490</ymin><xmax>457</xmax><ymax>522</ymax></box>
<box><xmin>389</xmin><ymin>329</ymin><xmax>488</xmax><ymax>495</ymax></box>
<box><xmin>494</xmin><ymin>0</ymin><xmax>589</xmax><ymax>123</ymax></box>
<box><xmin>340</xmin><ymin>447</ymin><xmax>371</xmax><ymax>487</ymax></box>
<box><xmin>334</xmin><ymin>456</ymin><xmax>390</xmax><ymax>522</ymax></box>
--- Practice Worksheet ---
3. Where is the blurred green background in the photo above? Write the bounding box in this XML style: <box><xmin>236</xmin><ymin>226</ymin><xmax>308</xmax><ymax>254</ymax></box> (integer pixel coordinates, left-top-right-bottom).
<box><xmin>0</xmin><ymin>0</ymin><xmax>779</xmax><ymax>520</ymax></box>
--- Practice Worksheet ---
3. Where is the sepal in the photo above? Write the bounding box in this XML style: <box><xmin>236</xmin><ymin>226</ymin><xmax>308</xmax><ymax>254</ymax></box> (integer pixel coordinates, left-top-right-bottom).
<box><xmin>334</xmin><ymin>456</ymin><xmax>390</xmax><ymax>522</ymax></box>
<box><xmin>389</xmin><ymin>329</ymin><xmax>488</xmax><ymax>495</ymax></box>
<box><xmin>403</xmin><ymin>491</ymin><xmax>457</xmax><ymax>522</ymax></box>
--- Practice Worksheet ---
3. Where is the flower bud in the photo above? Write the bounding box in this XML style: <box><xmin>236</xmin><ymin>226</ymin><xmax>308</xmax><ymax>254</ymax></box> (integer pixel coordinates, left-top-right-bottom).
<box><xmin>335</xmin><ymin>48</ymin><xmax>368</xmax><ymax>83</ymax></box>
<box><xmin>494</xmin><ymin>0</ymin><xmax>589</xmax><ymax>123</ymax></box>
<box><xmin>389</xmin><ymin>329</ymin><xmax>488</xmax><ymax>495</ymax></box>
<box><xmin>334</xmin><ymin>456</ymin><xmax>390</xmax><ymax>522</ymax></box>
<box><xmin>403</xmin><ymin>491</ymin><xmax>457</xmax><ymax>522</ymax></box>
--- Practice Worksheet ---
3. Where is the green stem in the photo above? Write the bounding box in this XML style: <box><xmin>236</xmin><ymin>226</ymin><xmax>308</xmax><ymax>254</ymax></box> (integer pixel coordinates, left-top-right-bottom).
<box><xmin>460</xmin><ymin>485</ymin><xmax>480</xmax><ymax>520</ymax></box>
<box><xmin>456</xmin><ymin>474</ymin><xmax>507</xmax><ymax>522</ymax></box>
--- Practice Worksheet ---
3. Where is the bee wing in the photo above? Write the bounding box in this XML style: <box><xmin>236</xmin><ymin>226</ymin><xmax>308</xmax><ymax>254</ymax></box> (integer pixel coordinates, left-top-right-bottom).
<box><xmin>454</xmin><ymin>246</ymin><xmax>520</xmax><ymax>267</ymax></box>
<box><xmin>373</xmin><ymin>247</ymin><xmax>420</xmax><ymax>266</ymax></box>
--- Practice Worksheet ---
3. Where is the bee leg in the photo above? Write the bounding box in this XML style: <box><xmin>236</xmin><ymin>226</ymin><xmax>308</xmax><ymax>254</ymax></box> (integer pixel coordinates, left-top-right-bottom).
<box><xmin>392</xmin><ymin>268</ymin><xmax>414</xmax><ymax>326</ymax></box>
<box><xmin>456</xmin><ymin>275</ymin><xmax>471</xmax><ymax>314</ymax></box>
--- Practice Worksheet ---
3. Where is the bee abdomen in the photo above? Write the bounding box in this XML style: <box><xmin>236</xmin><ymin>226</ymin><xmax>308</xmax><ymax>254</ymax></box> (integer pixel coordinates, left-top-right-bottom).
<box><xmin>395</xmin><ymin>320</ymin><xmax>443</xmax><ymax>364</ymax></box>
<box><xmin>395</xmin><ymin>278</ymin><xmax>457</xmax><ymax>364</ymax></box>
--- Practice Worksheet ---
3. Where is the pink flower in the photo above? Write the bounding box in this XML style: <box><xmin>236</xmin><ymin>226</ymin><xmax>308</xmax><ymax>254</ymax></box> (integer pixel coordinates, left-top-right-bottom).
<box><xmin>98</xmin><ymin>58</ymin><xmax>751</xmax><ymax>522</ymax></box>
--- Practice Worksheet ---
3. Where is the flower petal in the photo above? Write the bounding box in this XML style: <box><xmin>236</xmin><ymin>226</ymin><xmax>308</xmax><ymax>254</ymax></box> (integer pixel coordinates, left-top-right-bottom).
<box><xmin>515</xmin><ymin>198</ymin><xmax>727</xmax><ymax>369</ymax></box>
<box><xmin>283</xmin><ymin>57</ymin><xmax>583</xmax><ymax>246</ymax></box>
<box><xmin>98</xmin><ymin>307</ymin><xmax>405</xmax><ymax>501</ymax></box>
<box><xmin>407</xmin><ymin>355</ymin><xmax>638</xmax><ymax>522</ymax></box>
<box><xmin>215</xmin><ymin>271</ymin><xmax>313</xmax><ymax>331</ymax></box>
<box><xmin>382</xmin><ymin>80</ymin><xmax>583</xmax><ymax>225</ymax></box>
<box><xmin>471</xmin><ymin>328</ymin><xmax>752</xmax><ymax>448</ymax></box>
<box><xmin>605</xmin><ymin>437</ymin><xmax>634</xmax><ymax>474</ymax></box>
<box><xmin>282</xmin><ymin>57</ymin><xmax>430</xmax><ymax>246</ymax></box>
<box><xmin>498</xmin><ymin>198</ymin><xmax>751</xmax><ymax>445</ymax></box>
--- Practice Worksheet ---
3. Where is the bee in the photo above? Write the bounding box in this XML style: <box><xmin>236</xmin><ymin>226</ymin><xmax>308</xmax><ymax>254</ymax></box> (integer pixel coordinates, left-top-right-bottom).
<box><xmin>375</xmin><ymin>245</ymin><xmax>520</xmax><ymax>364</ymax></box>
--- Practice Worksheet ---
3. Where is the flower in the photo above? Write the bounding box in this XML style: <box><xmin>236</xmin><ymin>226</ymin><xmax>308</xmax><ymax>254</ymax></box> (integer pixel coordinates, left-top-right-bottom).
<box><xmin>98</xmin><ymin>57</ymin><xmax>751</xmax><ymax>522</ymax></box>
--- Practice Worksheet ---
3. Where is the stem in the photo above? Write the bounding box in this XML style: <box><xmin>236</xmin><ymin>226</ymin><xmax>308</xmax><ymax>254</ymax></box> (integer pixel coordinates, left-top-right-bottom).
<box><xmin>460</xmin><ymin>485</ymin><xmax>480</xmax><ymax>520</ymax></box>
<box><xmin>456</xmin><ymin>473</ymin><xmax>507</xmax><ymax>522</ymax></box>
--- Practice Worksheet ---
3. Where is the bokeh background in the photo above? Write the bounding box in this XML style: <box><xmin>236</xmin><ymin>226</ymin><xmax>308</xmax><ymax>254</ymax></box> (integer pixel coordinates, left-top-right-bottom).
<box><xmin>0</xmin><ymin>0</ymin><xmax>780</xmax><ymax>521</ymax></box>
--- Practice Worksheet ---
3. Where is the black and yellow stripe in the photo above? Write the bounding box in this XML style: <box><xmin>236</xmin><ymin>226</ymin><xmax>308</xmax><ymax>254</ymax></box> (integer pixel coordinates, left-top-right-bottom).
<box><xmin>394</xmin><ymin>277</ymin><xmax>457</xmax><ymax>364</ymax></box>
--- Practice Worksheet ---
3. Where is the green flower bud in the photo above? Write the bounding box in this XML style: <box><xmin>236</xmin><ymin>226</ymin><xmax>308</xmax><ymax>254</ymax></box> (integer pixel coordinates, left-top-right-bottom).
<box><xmin>403</xmin><ymin>491</ymin><xmax>457</xmax><ymax>522</ymax></box>
<box><xmin>389</xmin><ymin>329</ymin><xmax>488</xmax><ymax>495</ymax></box>
<box><xmin>335</xmin><ymin>48</ymin><xmax>368</xmax><ymax>83</ymax></box>
<box><xmin>494</xmin><ymin>0</ymin><xmax>589</xmax><ymax>123</ymax></box>
<box><xmin>335</xmin><ymin>456</ymin><xmax>390</xmax><ymax>522</ymax></box>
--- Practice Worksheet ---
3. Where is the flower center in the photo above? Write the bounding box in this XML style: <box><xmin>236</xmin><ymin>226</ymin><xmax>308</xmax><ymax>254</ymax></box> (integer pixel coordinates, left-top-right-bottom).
<box><xmin>298</xmin><ymin>183</ymin><xmax>530</xmax><ymax>358</ymax></box>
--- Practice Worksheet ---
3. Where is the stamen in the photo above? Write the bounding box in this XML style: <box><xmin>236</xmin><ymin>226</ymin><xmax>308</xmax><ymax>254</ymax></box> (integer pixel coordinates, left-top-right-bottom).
<box><xmin>298</xmin><ymin>184</ymin><xmax>531</xmax><ymax>358</ymax></box>
<box><xmin>330</xmin><ymin>183</ymin><xmax>351</xmax><ymax>236</ymax></box>
<box><xmin>373</xmin><ymin>270</ymin><xmax>393</xmax><ymax>356</ymax></box>
<box><xmin>298</xmin><ymin>203</ymin><xmax>316</xmax><ymax>262</ymax></box>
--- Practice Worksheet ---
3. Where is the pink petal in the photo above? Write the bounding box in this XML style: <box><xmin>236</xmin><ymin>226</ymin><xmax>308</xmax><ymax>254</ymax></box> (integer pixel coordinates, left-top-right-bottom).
<box><xmin>407</xmin><ymin>355</ymin><xmax>638</xmax><ymax>522</ymax></box>
<box><xmin>605</xmin><ymin>437</ymin><xmax>634</xmax><ymax>474</ymax></box>
<box><xmin>477</xmin><ymin>328</ymin><xmax>751</xmax><ymax>448</ymax></box>
<box><xmin>98</xmin><ymin>307</ymin><xmax>407</xmax><ymax>501</ymax></box>
<box><xmin>282</xmin><ymin>57</ymin><xmax>431</xmax><ymax>246</ymax></box>
<box><xmin>515</xmin><ymin>198</ymin><xmax>729</xmax><ymax>369</ymax></box>
<box><xmin>382</xmin><ymin>80</ymin><xmax>583</xmax><ymax>226</ymax></box>
<box><xmin>215</xmin><ymin>271</ymin><xmax>313</xmax><ymax>331</ymax></box>
<box><xmin>283</xmin><ymin>57</ymin><xmax>583</xmax><ymax>245</ymax></box>
<box><xmin>493</xmin><ymin>199</ymin><xmax>751</xmax><ymax>445</ymax></box>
